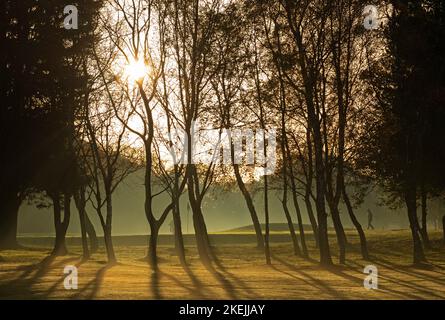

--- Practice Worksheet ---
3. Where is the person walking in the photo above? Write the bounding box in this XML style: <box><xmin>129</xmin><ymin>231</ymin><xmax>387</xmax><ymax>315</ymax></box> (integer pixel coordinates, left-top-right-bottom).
<box><xmin>367</xmin><ymin>209</ymin><xmax>375</xmax><ymax>230</ymax></box>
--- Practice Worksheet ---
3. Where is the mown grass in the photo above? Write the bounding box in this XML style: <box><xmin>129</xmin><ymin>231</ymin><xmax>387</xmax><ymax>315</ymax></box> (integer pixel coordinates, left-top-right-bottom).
<box><xmin>0</xmin><ymin>230</ymin><xmax>444</xmax><ymax>299</ymax></box>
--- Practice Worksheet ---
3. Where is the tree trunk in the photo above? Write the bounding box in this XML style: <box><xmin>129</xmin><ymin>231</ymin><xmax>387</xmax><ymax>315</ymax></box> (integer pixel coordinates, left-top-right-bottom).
<box><xmin>343</xmin><ymin>186</ymin><xmax>369</xmax><ymax>260</ymax></box>
<box><xmin>172</xmin><ymin>198</ymin><xmax>186</xmax><ymax>266</ymax></box>
<box><xmin>405</xmin><ymin>185</ymin><xmax>426</xmax><ymax>265</ymax></box>
<box><xmin>186</xmin><ymin>176</ymin><xmax>213</xmax><ymax>267</ymax></box>
<box><xmin>304</xmin><ymin>194</ymin><xmax>319</xmax><ymax>248</ymax></box>
<box><xmin>85</xmin><ymin>213</ymin><xmax>98</xmax><ymax>253</ymax></box>
<box><xmin>281</xmin><ymin>1</ymin><xmax>332</xmax><ymax>266</ymax></box>
<box><xmin>264</xmin><ymin>175</ymin><xmax>271</xmax><ymax>265</ymax></box>
<box><xmin>104</xmin><ymin>224</ymin><xmax>116</xmax><ymax>264</ymax></box>
<box><xmin>308</xmin><ymin>96</ymin><xmax>332</xmax><ymax>266</ymax></box>
<box><xmin>420</xmin><ymin>186</ymin><xmax>431</xmax><ymax>249</ymax></box>
<box><xmin>74</xmin><ymin>189</ymin><xmax>89</xmax><ymax>260</ymax></box>
<box><xmin>0</xmin><ymin>190</ymin><xmax>21</xmax><ymax>249</ymax></box>
<box><xmin>185</xmin><ymin>123</ymin><xmax>213</xmax><ymax>267</ymax></box>
<box><xmin>233</xmin><ymin>164</ymin><xmax>264</xmax><ymax>250</ymax></box>
<box><xmin>148</xmin><ymin>222</ymin><xmax>159</xmax><ymax>269</ymax></box>
<box><xmin>329</xmin><ymin>204</ymin><xmax>347</xmax><ymax>264</ymax></box>
<box><xmin>191</xmin><ymin>204</ymin><xmax>213</xmax><ymax>267</ymax></box>
<box><xmin>104</xmin><ymin>194</ymin><xmax>116</xmax><ymax>264</ymax></box>
<box><xmin>304</xmin><ymin>127</ymin><xmax>319</xmax><ymax>248</ymax></box>
<box><xmin>277</xmin><ymin>66</ymin><xmax>306</xmax><ymax>257</ymax></box>
<box><xmin>283</xmin><ymin>120</ymin><xmax>308</xmax><ymax>256</ymax></box>
<box><xmin>52</xmin><ymin>193</ymin><xmax>70</xmax><ymax>256</ymax></box>
<box><xmin>314</xmin><ymin>162</ymin><xmax>332</xmax><ymax>265</ymax></box>
<box><xmin>289</xmin><ymin>188</ymin><xmax>308</xmax><ymax>257</ymax></box>
<box><xmin>279</xmin><ymin>117</ymin><xmax>300</xmax><ymax>256</ymax></box>
<box><xmin>281</xmin><ymin>195</ymin><xmax>301</xmax><ymax>256</ymax></box>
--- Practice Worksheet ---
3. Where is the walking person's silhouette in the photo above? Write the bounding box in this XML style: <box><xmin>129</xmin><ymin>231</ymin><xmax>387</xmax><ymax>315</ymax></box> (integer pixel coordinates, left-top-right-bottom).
<box><xmin>367</xmin><ymin>209</ymin><xmax>375</xmax><ymax>230</ymax></box>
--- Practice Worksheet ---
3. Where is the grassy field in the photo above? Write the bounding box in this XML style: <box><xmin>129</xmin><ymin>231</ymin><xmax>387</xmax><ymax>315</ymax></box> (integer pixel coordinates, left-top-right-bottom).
<box><xmin>0</xmin><ymin>230</ymin><xmax>444</xmax><ymax>299</ymax></box>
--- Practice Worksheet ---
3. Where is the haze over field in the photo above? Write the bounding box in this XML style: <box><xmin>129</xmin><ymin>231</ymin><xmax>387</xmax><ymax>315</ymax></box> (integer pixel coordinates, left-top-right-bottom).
<box><xmin>18</xmin><ymin>171</ymin><xmax>444</xmax><ymax>236</ymax></box>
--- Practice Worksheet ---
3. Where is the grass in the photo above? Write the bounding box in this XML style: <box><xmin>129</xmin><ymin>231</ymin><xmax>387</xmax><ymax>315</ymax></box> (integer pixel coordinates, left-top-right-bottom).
<box><xmin>0</xmin><ymin>230</ymin><xmax>444</xmax><ymax>299</ymax></box>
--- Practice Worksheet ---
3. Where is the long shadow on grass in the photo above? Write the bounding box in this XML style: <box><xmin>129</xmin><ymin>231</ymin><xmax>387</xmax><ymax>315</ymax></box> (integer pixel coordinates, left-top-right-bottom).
<box><xmin>160</xmin><ymin>263</ymin><xmax>213</xmax><ymax>299</ymax></box>
<box><xmin>347</xmin><ymin>258</ymin><xmax>445</xmax><ymax>299</ymax></box>
<box><xmin>209</xmin><ymin>249</ymin><xmax>257</xmax><ymax>298</ymax></box>
<box><xmin>271</xmin><ymin>254</ymin><xmax>348</xmax><ymax>299</ymax></box>
<box><xmin>0</xmin><ymin>254</ymin><xmax>78</xmax><ymax>299</ymax></box>
<box><xmin>43</xmin><ymin>259</ymin><xmax>88</xmax><ymax>298</ymax></box>
<box><xmin>364</xmin><ymin>258</ymin><xmax>445</xmax><ymax>299</ymax></box>
<box><xmin>149</xmin><ymin>269</ymin><xmax>162</xmax><ymax>299</ymax></box>
<box><xmin>205</xmin><ymin>263</ymin><xmax>238</xmax><ymax>299</ymax></box>
<box><xmin>374</xmin><ymin>256</ymin><xmax>445</xmax><ymax>283</ymax></box>
<box><xmin>365</xmin><ymin>241</ymin><xmax>445</xmax><ymax>287</ymax></box>
<box><xmin>73</xmin><ymin>263</ymin><xmax>114</xmax><ymax>299</ymax></box>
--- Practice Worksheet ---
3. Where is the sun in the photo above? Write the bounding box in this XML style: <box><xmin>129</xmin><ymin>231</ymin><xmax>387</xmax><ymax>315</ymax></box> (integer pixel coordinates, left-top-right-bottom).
<box><xmin>124</xmin><ymin>57</ymin><xmax>149</xmax><ymax>83</ymax></box>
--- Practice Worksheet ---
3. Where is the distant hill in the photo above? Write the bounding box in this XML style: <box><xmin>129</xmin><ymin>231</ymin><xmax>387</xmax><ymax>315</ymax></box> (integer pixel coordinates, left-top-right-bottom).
<box><xmin>223</xmin><ymin>223</ymin><xmax>353</xmax><ymax>233</ymax></box>
<box><xmin>224</xmin><ymin>223</ymin><xmax>315</xmax><ymax>233</ymax></box>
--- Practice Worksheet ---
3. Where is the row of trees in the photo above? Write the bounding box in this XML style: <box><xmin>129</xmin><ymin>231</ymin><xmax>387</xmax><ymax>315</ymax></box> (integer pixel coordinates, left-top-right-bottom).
<box><xmin>362</xmin><ymin>0</ymin><xmax>445</xmax><ymax>264</ymax></box>
<box><xmin>1</xmin><ymin>0</ymin><xmax>445</xmax><ymax>269</ymax></box>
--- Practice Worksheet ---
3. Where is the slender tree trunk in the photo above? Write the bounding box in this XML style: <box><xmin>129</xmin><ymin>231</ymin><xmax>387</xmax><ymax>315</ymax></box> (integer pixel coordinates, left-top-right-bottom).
<box><xmin>186</xmin><ymin>170</ymin><xmax>213</xmax><ymax>267</ymax></box>
<box><xmin>275</xmin><ymin>39</ymin><xmax>307</xmax><ymax>256</ymax></box>
<box><xmin>264</xmin><ymin>175</ymin><xmax>271</xmax><ymax>265</ymax></box>
<box><xmin>283</xmin><ymin>121</ymin><xmax>308</xmax><ymax>256</ymax></box>
<box><xmin>104</xmin><ymin>224</ymin><xmax>116</xmax><ymax>264</ymax></box>
<box><xmin>85</xmin><ymin>213</ymin><xmax>98</xmax><ymax>253</ymax></box>
<box><xmin>148</xmin><ymin>222</ymin><xmax>159</xmax><ymax>269</ymax></box>
<box><xmin>233</xmin><ymin>164</ymin><xmax>264</xmax><ymax>250</ymax></box>
<box><xmin>0</xmin><ymin>189</ymin><xmax>21</xmax><ymax>249</ymax></box>
<box><xmin>190</xmin><ymin>201</ymin><xmax>213</xmax><ymax>267</ymax></box>
<box><xmin>405</xmin><ymin>185</ymin><xmax>426</xmax><ymax>264</ymax></box>
<box><xmin>289</xmin><ymin>184</ymin><xmax>308</xmax><ymax>257</ymax></box>
<box><xmin>74</xmin><ymin>189</ymin><xmax>89</xmax><ymax>260</ymax></box>
<box><xmin>172</xmin><ymin>197</ymin><xmax>186</xmax><ymax>266</ymax></box>
<box><xmin>304</xmin><ymin>128</ymin><xmax>319</xmax><ymax>247</ymax></box>
<box><xmin>304</xmin><ymin>194</ymin><xmax>319</xmax><ymax>247</ymax></box>
<box><xmin>281</xmin><ymin>0</ymin><xmax>332</xmax><ymax>266</ymax></box>
<box><xmin>184</xmin><ymin>119</ymin><xmax>213</xmax><ymax>266</ymax></box>
<box><xmin>104</xmin><ymin>195</ymin><xmax>116</xmax><ymax>264</ymax></box>
<box><xmin>329</xmin><ymin>204</ymin><xmax>347</xmax><ymax>264</ymax></box>
<box><xmin>420</xmin><ymin>186</ymin><xmax>431</xmax><ymax>249</ymax></box>
<box><xmin>343</xmin><ymin>186</ymin><xmax>369</xmax><ymax>260</ymax></box>
<box><xmin>314</xmin><ymin>140</ymin><xmax>332</xmax><ymax>266</ymax></box>
<box><xmin>52</xmin><ymin>193</ymin><xmax>70</xmax><ymax>256</ymax></box>
<box><xmin>281</xmin><ymin>188</ymin><xmax>301</xmax><ymax>256</ymax></box>
<box><xmin>279</xmin><ymin>111</ymin><xmax>300</xmax><ymax>256</ymax></box>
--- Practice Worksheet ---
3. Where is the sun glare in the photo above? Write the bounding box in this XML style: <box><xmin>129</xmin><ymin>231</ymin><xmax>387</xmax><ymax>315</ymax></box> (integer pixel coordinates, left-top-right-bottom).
<box><xmin>124</xmin><ymin>58</ymin><xmax>149</xmax><ymax>83</ymax></box>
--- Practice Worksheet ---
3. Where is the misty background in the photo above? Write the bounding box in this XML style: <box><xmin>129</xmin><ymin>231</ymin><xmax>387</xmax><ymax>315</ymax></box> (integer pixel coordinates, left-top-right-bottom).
<box><xmin>17</xmin><ymin>170</ymin><xmax>445</xmax><ymax>237</ymax></box>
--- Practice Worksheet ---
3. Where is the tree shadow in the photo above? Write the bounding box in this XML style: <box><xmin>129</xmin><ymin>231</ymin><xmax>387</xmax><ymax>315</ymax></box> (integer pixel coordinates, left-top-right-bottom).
<box><xmin>203</xmin><ymin>262</ymin><xmax>238</xmax><ymax>299</ymax></box>
<box><xmin>180</xmin><ymin>263</ymin><xmax>212</xmax><ymax>298</ymax></box>
<box><xmin>0</xmin><ymin>254</ymin><xmax>79</xmax><ymax>299</ymax></box>
<box><xmin>347</xmin><ymin>258</ymin><xmax>445</xmax><ymax>299</ymax></box>
<box><xmin>150</xmin><ymin>270</ymin><xmax>162</xmax><ymax>299</ymax></box>
<box><xmin>43</xmin><ymin>259</ymin><xmax>88</xmax><ymax>298</ymax></box>
<box><xmin>159</xmin><ymin>270</ymin><xmax>208</xmax><ymax>299</ymax></box>
<box><xmin>271</xmin><ymin>254</ymin><xmax>348</xmax><ymax>299</ymax></box>
<box><xmin>73</xmin><ymin>262</ymin><xmax>115</xmax><ymax>299</ymax></box>
<box><xmin>210</xmin><ymin>255</ymin><xmax>256</xmax><ymax>299</ymax></box>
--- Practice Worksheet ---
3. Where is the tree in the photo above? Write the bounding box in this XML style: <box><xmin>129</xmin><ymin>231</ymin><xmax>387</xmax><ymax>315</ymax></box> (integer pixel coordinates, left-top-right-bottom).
<box><xmin>210</xmin><ymin>3</ymin><xmax>265</xmax><ymax>250</ymax></box>
<box><xmin>0</xmin><ymin>0</ymin><xmax>101</xmax><ymax>250</ymax></box>
<box><xmin>168</xmin><ymin>0</ymin><xmax>225</xmax><ymax>267</ymax></box>
<box><xmin>277</xmin><ymin>0</ymin><xmax>334</xmax><ymax>266</ymax></box>
<box><xmin>364</xmin><ymin>0</ymin><xmax>445</xmax><ymax>264</ymax></box>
